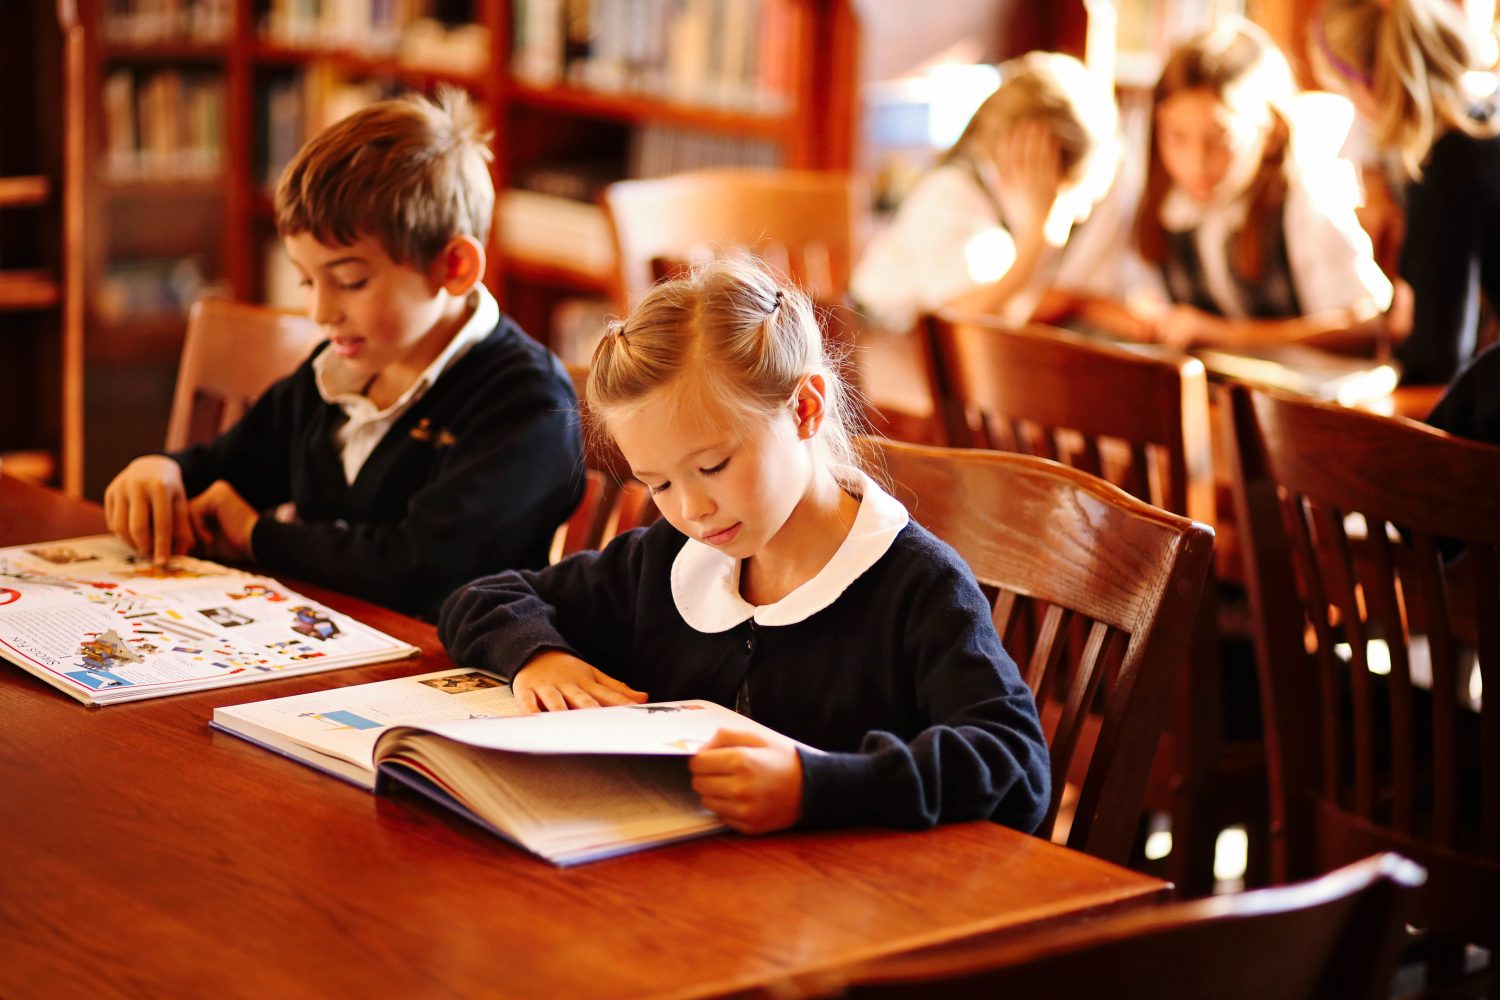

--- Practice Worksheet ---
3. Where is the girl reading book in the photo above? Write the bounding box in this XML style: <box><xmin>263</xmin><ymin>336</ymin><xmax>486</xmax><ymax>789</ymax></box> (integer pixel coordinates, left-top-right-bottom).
<box><xmin>438</xmin><ymin>257</ymin><xmax>1050</xmax><ymax>836</ymax></box>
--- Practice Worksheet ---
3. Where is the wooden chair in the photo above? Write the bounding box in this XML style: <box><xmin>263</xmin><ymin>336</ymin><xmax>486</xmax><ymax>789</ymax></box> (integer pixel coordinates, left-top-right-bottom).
<box><xmin>601</xmin><ymin>168</ymin><xmax>861</xmax><ymax>309</ymax></box>
<box><xmin>1223</xmin><ymin>383</ymin><xmax>1500</xmax><ymax>989</ymax></box>
<box><xmin>551</xmin><ymin>363</ymin><xmax>658</xmax><ymax>561</ymax></box>
<box><xmin>865</xmin><ymin>438</ymin><xmax>1214</xmax><ymax>865</ymax></box>
<box><xmin>601</xmin><ymin>168</ymin><xmax>934</xmax><ymax>443</ymax></box>
<box><xmin>922</xmin><ymin>311</ymin><xmax>1255</xmax><ymax>896</ymax></box>
<box><xmin>165</xmin><ymin>297</ymin><xmax>322</xmax><ymax>451</ymax></box>
<box><xmin>772</xmin><ymin>852</ymin><xmax>1425</xmax><ymax>1000</ymax></box>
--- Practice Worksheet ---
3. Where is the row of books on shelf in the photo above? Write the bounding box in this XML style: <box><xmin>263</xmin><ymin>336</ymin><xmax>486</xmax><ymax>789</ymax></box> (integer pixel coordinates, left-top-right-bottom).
<box><xmin>102</xmin><ymin>68</ymin><xmax>225</xmax><ymax>182</ymax></box>
<box><xmin>102</xmin><ymin>0</ymin><xmax>232</xmax><ymax>44</ymax></box>
<box><xmin>0</xmin><ymin>533</ymin><xmax>760</xmax><ymax>865</ymax></box>
<box><xmin>514</xmin><ymin>0</ymin><xmax>797</xmax><ymax>113</ymax></box>
<box><xmin>97</xmin><ymin>255</ymin><xmax>226</xmax><ymax>325</ymax></box>
<box><xmin>260</xmin><ymin>66</ymin><xmax>398</xmax><ymax>188</ymax></box>
<box><xmin>261</xmin><ymin>0</ymin><xmax>492</xmax><ymax>76</ymax></box>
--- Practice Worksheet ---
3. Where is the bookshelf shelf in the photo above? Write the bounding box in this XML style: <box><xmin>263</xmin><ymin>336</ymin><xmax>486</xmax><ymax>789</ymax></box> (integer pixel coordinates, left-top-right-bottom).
<box><xmin>0</xmin><ymin>176</ymin><xmax>51</xmax><ymax>209</ymax></box>
<box><xmin>0</xmin><ymin>270</ymin><xmax>62</xmax><ymax>311</ymax></box>
<box><xmin>251</xmin><ymin>43</ymin><xmax>491</xmax><ymax>91</ymax></box>
<box><xmin>506</xmin><ymin>83</ymin><xmax>795</xmax><ymax>139</ymax></box>
<box><xmin>102</xmin><ymin>41</ymin><xmax>228</xmax><ymax>61</ymax></box>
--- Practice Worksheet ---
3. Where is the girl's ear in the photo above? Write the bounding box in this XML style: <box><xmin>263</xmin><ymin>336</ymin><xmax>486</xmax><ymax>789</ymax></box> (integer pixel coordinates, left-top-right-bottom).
<box><xmin>793</xmin><ymin>373</ymin><xmax>828</xmax><ymax>439</ymax></box>
<box><xmin>436</xmin><ymin>235</ymin><xmax>486</xmax><ymax>295</ymax></box>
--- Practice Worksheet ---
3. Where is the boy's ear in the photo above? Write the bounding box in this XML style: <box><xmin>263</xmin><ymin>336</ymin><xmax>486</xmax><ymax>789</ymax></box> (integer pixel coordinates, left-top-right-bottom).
<box><xmin>793</xmin><ymin>373</ymin><xmax>828</xmax><ymax>439</ymax></box>
<box><xmin>435</xmin><ymin>235</ymin><xmax>486</xmax><ymax>296</ymax></box>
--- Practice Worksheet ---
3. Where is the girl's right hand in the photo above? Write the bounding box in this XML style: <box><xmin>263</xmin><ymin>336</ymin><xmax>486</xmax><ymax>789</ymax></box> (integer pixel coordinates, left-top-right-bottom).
<box><xmin>511</xmin><ymin>650</ymin><xmax>648</xmax><ymax>713</ymax></box>
<box><xmin>103</xmin><ymin>455</ymin><xmax>194</xmax><ymax>565</ymax></box>
<box><xmin>998</xmin><ymin>118</ymin><xmax>1064</xmax><ymax>241</ymax></box>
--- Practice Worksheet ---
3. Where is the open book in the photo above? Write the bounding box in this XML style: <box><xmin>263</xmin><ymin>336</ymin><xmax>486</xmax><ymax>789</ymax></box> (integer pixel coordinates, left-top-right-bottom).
<box><xmin>1191</xmin><ymin>343</ymin><xmax>1400</xmax><ymax>404</ymax></box>
<box><xmin>214</xmin><ymin>673</ymin><xmax>790</xmax><ymax>865</ymax></box>
<box><xmin>0</xmin><ymin>534</ymin><xmax>418</xmax><ymax>705</ymax></box>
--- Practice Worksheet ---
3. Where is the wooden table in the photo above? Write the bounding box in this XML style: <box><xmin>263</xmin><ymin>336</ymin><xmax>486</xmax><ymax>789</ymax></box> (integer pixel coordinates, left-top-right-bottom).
<box><xmin>0</xmin><ymin>474</ymin><xmax>1167</xmax><ymax>1000</ymax></box>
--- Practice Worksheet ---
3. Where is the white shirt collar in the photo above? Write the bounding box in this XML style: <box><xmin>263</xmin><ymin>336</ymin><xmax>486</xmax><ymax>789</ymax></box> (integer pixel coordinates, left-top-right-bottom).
<box><xmin>670</xmin><ymin>470</ymin><xmax>910</xmax><ymax>633</ymax></box>
<box><xmin>313</xmin><ymin>283</ymin><xmax>500</xmax><ymax>412</ymax></box>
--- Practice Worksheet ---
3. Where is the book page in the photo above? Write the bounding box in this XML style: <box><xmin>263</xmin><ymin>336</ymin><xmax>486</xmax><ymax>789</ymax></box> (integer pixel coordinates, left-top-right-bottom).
<box><xmin>390</xmin><ymin>699</ymin><xmax>802</xmax><ymax>756</ymax></box>
<box><xmin>214</xmin><ymin>668</ymin><xmax>520</xmax><ymax>771</ymax></box>
<box><xmin>0</xmin><ymin>535</ymin><xmax>417</xmax><ymax>703</ymax></box>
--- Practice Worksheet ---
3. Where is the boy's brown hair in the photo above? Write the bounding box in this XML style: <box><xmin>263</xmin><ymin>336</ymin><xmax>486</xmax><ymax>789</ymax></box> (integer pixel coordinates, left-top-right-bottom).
<box><xmin>275</xmin><ymin>86</ymin><xmax>494</xmax><ymax>268</ymax></box>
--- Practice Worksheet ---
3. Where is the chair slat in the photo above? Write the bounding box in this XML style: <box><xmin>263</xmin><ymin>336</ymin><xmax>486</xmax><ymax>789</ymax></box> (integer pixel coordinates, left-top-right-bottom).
<box><xmin>1043</xmin><ymin>620</ymin><xmax>1112</xmax><ymax>835</ymax></box>
<box><xmin>1024</xmin><ymin>603</ymin><xmax>1069</xmax><ymax>703</ymax></box>
<box><xmin>1281</xmin><ymin>494</ymin><xmax>1344</xmax><ymax>803</ymax></box>
<box><xmin>1410</xmin><ymin>531</ymin><xmax>1460</xmax><ymax>849</ymax></box>
<box><xmin>1468</xmin><ymin>544</ymin><xmax>1500</xmax><ymax>857</ymax></box>
<box><xmin>1310</xmin><ymin>502</ymin><xmax>1376</xmax><ymax>819</ymax></box>
<box><xmin>1359</xmin><ymin>517</ymin><xmax>1417</xmax><ymax>834</ymax></box>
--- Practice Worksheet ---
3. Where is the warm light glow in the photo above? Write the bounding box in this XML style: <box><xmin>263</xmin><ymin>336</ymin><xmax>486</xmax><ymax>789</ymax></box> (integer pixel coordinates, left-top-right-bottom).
<box><xmin>926</xmin><ymin>63</ymin><xmax>1001</xmax><ymax>149</ymax></box>
<box><xmin>1214</xmin><ymin>826</ymin><xmax>1249</xmax><ymax>883</ymax></box>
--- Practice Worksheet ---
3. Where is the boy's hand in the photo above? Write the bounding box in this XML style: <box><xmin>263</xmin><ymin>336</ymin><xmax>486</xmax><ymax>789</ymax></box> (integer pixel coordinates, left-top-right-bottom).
<box><xmin>103</xmin><ymin>455</ymin><xmax>193</xmax><ymax>564</ymax></box>
<box><xmin>512</xmin><ymin>651</ymin><xmax>648</xmax><ymax>713</ymax></box>
<box><xmin>690</xmin><ymin>728</ymin><xmax>804</xmax><ymax>834</ymax></box>
<box><xmin>186</xmin><ymin>480</ymin><xmax>259</xmax><ymax>563</ymax></box>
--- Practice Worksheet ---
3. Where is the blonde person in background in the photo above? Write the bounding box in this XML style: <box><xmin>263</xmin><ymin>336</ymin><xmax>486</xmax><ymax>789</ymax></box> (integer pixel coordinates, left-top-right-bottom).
<box><xmin>1315</xmin><ymin>0</ymin><xmax>1500</xmax><ymax>384</ymax></box>
<box><xmin>850</xmin><ymin>52</ymin><xmax>1121</xmax><ymax>334</ymax></box>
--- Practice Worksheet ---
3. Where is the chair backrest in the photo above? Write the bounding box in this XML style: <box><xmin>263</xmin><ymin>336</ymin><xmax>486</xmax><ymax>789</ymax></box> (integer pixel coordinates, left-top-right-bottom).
<box><xmin>783</xmin><ymin>853</ymin><xmax>1424</xmax><ymax>1000</ymax></box>
<box><xmin>552</xmin><ymin>363</ymin><xmax>659</xmax><ymax>561</ymax></box>
<box><xmin>923</xmin><ymin>312</ymin><xmax>1215</xmax><ymax>523</ymax></box>
<box><xmin>602</xmin><ymin>168</ymin><xmax>862</xmax><ymax>308</ymax></box>
<box><xmin>865</xmin><ymin>438</ymin><xmax>1214</xmax><ymax>864</ymax></box>
<box><xmin>165</xmin><ymin>298</ymin><xmax>323</xmax><ymax>451</ymax></box>
<box><xmin>1222</xmin><ymin>383</ymin><xmax>1500</xmax><ymax>947</ymax></box>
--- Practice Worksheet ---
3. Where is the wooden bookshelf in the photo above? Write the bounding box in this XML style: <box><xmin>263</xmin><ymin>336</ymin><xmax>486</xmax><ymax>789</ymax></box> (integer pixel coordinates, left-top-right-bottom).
<box><xmin>60</xmin><ymin>1</ymin><xmax>858</xmax><ymax>493</ymax></box>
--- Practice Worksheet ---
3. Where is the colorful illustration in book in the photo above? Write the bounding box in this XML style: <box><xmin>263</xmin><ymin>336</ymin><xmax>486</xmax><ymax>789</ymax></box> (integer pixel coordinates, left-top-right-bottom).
<box><xmin>298</xmin><ymin>709</ymin><xmax>382</xmax><ymax>731</ymax></box>
<box><xmin>200</xmin><ymin>606</ymin><xmax>254</xmax><ymax>628</ymax></box>
<box><xmin>420</xmin><ymin>671</ymin><xmax>503</xmax><ymax>694</ymax></box>
<box><xmin>0</xmin><ymin>588</ymin><xmax>18</xmax><ymax>606</ymax></box>
<box><xmin>121</xmin><ymin>556</ymin><xmax>208</xmax><ymax>580</ymax></box>
<box><xmin>0</xmin><ymin>560</ymin><xmax>115</xmax><ymax>592</ymax></box>
<box><xmin>289</xmin><ymin>606</ymin><xmax>340</xmax><ymax>642</ymax></box>
<box><xmin>26</xmin><ymin>545</ymin><xmax>97</xmax><ymax>564</ymax></box>
<box><xmin>264</xmin><ymin>639</ymin><xmax>322</xmax><ymax>660</ymax></box>
<box><xmin>227</xmin><ymin>582</ymin><xmax>287</xmax><ymax>602</ymax></box>
<box><xmin>77</xmin><ymin>628</ymin><xmax>144</xmax><ymax>675</ymax></box>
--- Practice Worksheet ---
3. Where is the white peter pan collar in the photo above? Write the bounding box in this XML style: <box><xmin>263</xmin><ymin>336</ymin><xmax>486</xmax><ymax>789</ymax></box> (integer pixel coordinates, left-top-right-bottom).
<box><xmin>670</xmin><ymin>470</ymin><xmax>910</xmax><ymax>633</ymax></box>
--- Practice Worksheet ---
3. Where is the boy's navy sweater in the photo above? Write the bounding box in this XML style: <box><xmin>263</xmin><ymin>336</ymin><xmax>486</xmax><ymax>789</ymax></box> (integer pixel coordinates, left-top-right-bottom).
<box><xmin>438</xmin><ymin>518</ymin><xmax>1052</xmax><ymax>834</ymax></box>
<box><xmin>170</xmin><ymin>316</ymin><xmax>584</xmax><ymax>620</ymax></box>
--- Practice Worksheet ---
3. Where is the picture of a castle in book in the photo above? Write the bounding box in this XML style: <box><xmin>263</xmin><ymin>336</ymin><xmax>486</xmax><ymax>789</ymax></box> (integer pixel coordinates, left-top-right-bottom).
<box><xmin>66</xmin><ymin>629</ymin><xmax>142</xmax><ymax>690</ymax></box>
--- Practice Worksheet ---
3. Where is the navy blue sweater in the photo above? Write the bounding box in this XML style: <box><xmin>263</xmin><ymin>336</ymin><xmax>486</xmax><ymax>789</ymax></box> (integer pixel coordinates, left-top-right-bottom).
<box><xmin>170</xmin><ymin>316</ymin><xmax>584</xmax><ymax>620</ymax></box>
<box><xmin>438</xmin><ymin>518</ymin><xmax>1051</xmax><ymax>834</ymax></box>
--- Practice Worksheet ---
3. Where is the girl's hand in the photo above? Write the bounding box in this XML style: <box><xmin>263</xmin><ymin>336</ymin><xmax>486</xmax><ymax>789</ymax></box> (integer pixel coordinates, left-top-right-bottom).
<box><xmin>689</xmin><ymin>728</ymin><xmax>804</xmax><ymax>834</ymax></box>
<box><xmin>1153</xmin><ymin>304</ymin><xmax>1229</xmax><ymax>348</ymax></box>
<box><xmin>997</xmin><ymin>119</ymin><xmax>1064</xmax><ymax>243</ymax></box>
<box><xmin>103</xmin><ymin>455</ymin><xmax>193</xmax><ymax>564</ymax></box>
<box><xmin>186</xmin><ymin>480</ymin><xmax>260</xmax><ymax>562</ymax></box>
<box><xmin>512</xmin><ymin>650</ymin><xmax>648</xmax><ymax>713</ymax></box>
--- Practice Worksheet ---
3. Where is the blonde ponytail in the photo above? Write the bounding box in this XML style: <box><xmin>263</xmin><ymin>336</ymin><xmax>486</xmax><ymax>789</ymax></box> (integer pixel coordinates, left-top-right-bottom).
<box><xmin>1320</xmin><ymin>0</ymin><xmax>1497</xmax><ymax>178</ymax></box>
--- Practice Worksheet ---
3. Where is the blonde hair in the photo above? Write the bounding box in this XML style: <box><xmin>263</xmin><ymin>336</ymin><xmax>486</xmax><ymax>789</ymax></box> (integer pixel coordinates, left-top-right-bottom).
<box><xmin>587</xmin><ymin>256</ymin><xmax>864</xmax><ymax>484</ymax></box>
<box><xmin>943</xmin><ymin>51</ymin><xmax>1119</xmax><ymax>201</ymax></box>
<box><xmin>275</xmin><ymin>86</ymin><xmax>494</xmax><ymax>267</ymax></box>
<box><xmin>1135</xmin><ymin>18</ymin><xmax>1297</xmax><ymax>282</ymax></box>
<box><xmin>1318</xmin><ymin>0</ymin><xmax>1496</xmax><ymax>178</ymax></box>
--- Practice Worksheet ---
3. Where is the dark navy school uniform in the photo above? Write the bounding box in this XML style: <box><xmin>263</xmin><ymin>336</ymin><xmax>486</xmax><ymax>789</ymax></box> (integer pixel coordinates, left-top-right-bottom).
<box><xmin>169</xmin><ymin>291</ymin><xmax>583</xmax><ymax>621</ymax></box>
<box><xmin>438</xmin><ymin>475</ymin><xmax>1051</xmax><ymax>834</ymax></box>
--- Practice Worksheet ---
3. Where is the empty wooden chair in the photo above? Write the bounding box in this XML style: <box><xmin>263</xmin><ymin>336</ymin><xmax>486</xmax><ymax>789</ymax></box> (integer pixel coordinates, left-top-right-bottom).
<box><xmin>602</xmin><ymin>168</ymin><xmax>861</xmax><ymax>309</ymax></box>
<box><xmin>778</xmin><ymin>852</ymin><xmax>1424</xmax><ymax>1000</ymax></box>
<box><xmin>866</xmin><ymin>438</ymin><xmax>1214</xmax><ymax>865</ymax></box>
<box><xmin>165</xmin><ymin>298</ymin><xmax>323</xmax><ymax>451</ymax></box>
<box><xmin>1223</xmin><ymin>383</ymin><xmax>1500</xmax><ymax>989</ymax></box>
<box><xmin>922</xmin><ymin>311</ymin><xmax>1255</xmax><ymax>895</ymax></box>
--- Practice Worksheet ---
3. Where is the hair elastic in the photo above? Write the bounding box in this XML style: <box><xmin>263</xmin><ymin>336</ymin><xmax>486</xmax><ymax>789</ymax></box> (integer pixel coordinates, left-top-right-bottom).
<box><xmin>1315</xmin><ymin>14</ymin><xmax>1374</xmax><ymax>87</ymax></box>
<box><xmin>771</xmin><ymin>289</ymin><xmax>784</xmax><ymax>313</ymax></box>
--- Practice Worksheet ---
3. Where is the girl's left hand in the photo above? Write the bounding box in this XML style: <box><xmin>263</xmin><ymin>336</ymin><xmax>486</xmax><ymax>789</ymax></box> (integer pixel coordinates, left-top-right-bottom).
<box><xmin>187</xmin><ymin>480</ymin><xmax>259</xmax><ymax>562</ymax></box>
<box><xmin>689</xmin><ymin>728</ymin><xmax>804</xmax><ymax>834</ymax></box>
<box><xmin>1154</xmin><ymin>304</ymin><xmax>1230</xmax><ymax>349</ymax></box>
<box><xmin>997</xmin><ymin>119</ymin><xmax>1064</xmax><ymax>242</ymax></box>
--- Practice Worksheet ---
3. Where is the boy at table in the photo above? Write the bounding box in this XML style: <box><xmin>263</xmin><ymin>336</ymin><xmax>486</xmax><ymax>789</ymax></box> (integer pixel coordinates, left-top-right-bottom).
<box><xmin>104</xmin><ymin>89</ymin><xmax>583</xmax><ymax>620</ymax></box>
